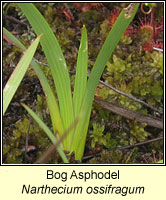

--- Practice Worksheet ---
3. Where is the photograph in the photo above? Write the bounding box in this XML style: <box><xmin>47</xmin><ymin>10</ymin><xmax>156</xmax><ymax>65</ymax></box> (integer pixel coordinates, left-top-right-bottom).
<box><xmin>2</xmin><ymin>2</ymin><xmax>164</xmax><ymax>164</ymax></box>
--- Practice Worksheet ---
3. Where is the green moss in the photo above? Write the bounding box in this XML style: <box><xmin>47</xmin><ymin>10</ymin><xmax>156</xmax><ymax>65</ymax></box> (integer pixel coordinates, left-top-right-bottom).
<box><xmin>3</xmin><ymin>94</ymin><xmax>53</xmax><ymax>164</ymax></box>
<box><xmin>3</xmin><ymin>3</ymin><xmax>163</xmax><ymax>164</ymax></box>
<box><xmin>120</xmin><ymin>35</ymin><xmax>132</xmax><ymax>45</ymax></box>
<box><xmin>96</xmin><ymin>86</ymin><xmax>110</xmax><ymax>100</ymax></box>
<box><xmin>104</xmin><ymin>133</ymin><xmax>118</xmax><ymax>150</ymax></box>
<box><xmin>129</xmin><ymin>121</ymin><xmax>149</xmax><ymax>143</ymax></box>
<box><xmin>89</xmin><ymin>150</ymin><xmax>123</xmax><ymax>164</ymax></box>
<box><xmin>90</xmin><ymin>122</ymin><xmax>106</xmax><ymax>148</ymax></box>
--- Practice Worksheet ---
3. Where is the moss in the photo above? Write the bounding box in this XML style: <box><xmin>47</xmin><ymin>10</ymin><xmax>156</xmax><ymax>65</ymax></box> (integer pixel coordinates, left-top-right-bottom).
<box><xmin>129</xmin><ymin>121</ymin><xmax>149</xmax><ymax>143</ymax></box>
<box><xmin>3</xmin><ymin>95</ymin><xmax>53</xmax><ymax>164</ymax></box>
<box><xmin>89</xmin><ymin>149</ymin><xmax>123</xmax><ymax>164</ymax></box>
<box><xmin>90</xmin><ymin>122</ymin><xmax>106</xmax><ymax>148</ymax></box>
<box><xmin>3</xmin><ymin>3</ymin><xmax>163</xmax><ymax>163</ymax></box>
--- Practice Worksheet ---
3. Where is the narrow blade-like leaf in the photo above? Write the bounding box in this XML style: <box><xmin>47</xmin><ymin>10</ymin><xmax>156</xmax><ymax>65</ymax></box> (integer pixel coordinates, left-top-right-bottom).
<box><xmin>73</xmin><ymin>25</ymin><xmax>88</xmax><ymax>116</ymax></box>
<box><xmin>18</xmin><ymin>3</ymin><xmax>74</xmax><ymax>150</ymax></box>
<box><xmin>73</xmin><ymin>4</ymin><xmax>140</xmax><ymax>160</ymax></box>
<box><xmin>3</xmin><ymin>27</ymin><xmax>26</xmax><ymax>51</ymax></box>
<box><xmin>3</xmin><ymin>27</ymin><xmax>64</xmax><ymax>139</ymax></box>
<box><xmin>21</xmin><ymin>103</ymin><xmax>69</xmax><ymax>163</ymax></box>
<box><xmin>31</xmin><ymin>60</ymin><xmax>64</xmax><ymax>137</ymax></box>
<box><xmin>3</xmin><ymin>34</ymin><xmax>42</xmax><ymax>115</ymax></box>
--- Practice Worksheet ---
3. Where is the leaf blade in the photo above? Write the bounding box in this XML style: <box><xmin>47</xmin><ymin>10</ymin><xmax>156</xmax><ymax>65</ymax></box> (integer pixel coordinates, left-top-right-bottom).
<box><xmin>73</xmin><ymin>25</ymin><xmax>88</xmax><ymax>116</ymax></box>
<box><xmin>21</xmin><ymin>103</ymin><xmax>69</xmax><ymax>163</ymax></box>
<box><xmin>3</xmin><ymin>34</ymin><xmax>42</xmax><ymax>115</ymax></box>
<box><xmin>3</xmin><ymin>27</ymin><xmax>64</xmax><ymax>140</ymax></box>
<box><xmin>17</xmin><ymin>3</ymin><xmax>74</xmax><ymax>150</ymax></box>
<box><xmin>73</xmin><ymin>4</ymin><xmax>140</xmax><ymax>160</ymax></box>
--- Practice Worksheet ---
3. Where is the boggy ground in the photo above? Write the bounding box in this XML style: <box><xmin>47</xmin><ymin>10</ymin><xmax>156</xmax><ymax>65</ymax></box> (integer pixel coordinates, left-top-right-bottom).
<box><xmin>3</xmin><ymin>3</ymin><xmax>163</xmax><ymax>164</ymax></box>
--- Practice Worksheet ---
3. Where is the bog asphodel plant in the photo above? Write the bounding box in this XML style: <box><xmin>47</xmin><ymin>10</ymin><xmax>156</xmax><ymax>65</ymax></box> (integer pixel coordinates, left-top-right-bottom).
<box><xmin>15</xmin><ymin>3</ymin><xmax>139</xmax><ymax>162</ymax></box>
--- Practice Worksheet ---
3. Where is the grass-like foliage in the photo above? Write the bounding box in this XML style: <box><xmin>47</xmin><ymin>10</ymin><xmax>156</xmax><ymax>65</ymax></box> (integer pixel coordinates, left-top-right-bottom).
<box><xmin>3</xmin><ymin>32</ymin><xmax>42</xmax><ymax>115</ymax></box>
<box><xmin>5</xmin><ymin>3</ymin><xmax>139</xmax><ymax>162</ymax></box>
<box><xmin>3</xmin><ymin>27</ymin><xmax>69</xmax><ymax>163</ymax></box>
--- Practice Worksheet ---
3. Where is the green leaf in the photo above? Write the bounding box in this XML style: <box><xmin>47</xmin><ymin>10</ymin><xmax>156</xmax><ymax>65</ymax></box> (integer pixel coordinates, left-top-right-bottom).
<box><xmin>3</xmin><ymin>27</ymin><xmax>64</xmax><ymax>143</ymax></box>
<box><xmin>31</xmin><ymin>61</ymin><xmax>64</xmax><ymax>137</ymax></box>
<box><xmin>73</xmin><ymin>25</ymin><xmax>88</xmax><ymax>116</ymax></box>
<box><xmin>73</xmin><ymin>3</ymin><xmax>140</xmax><ymax>160</ymax></box>
<box><xmin>16</xmin><ymin>3</ymin><xmax>140</xmax><ymax>161</ymax></box>
<box><xmin>3</xmin><ymin>34</ymin><xmax>42</xmax><ymax>115</ymax></box>
<box><xmin>21</xmin><ymin>103</ymin><xmax>69</xmax><ymax>163</ymax></box>
<box><xmin>17</xmin><ymin>3</ymin><xmax>74</xmax><ymax>150</ymax></box>
<box><xmin>3</xmin><ymin>27</ymin><xmax>26</xmax><ymax>51</ymax></box>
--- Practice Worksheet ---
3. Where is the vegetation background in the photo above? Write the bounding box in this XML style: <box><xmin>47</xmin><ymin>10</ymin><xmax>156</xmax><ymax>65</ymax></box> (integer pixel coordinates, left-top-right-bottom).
<box><xmin>3</xmin><ymin>3</ymin><xmax>163</xmax><ymax>164</ymax></box>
